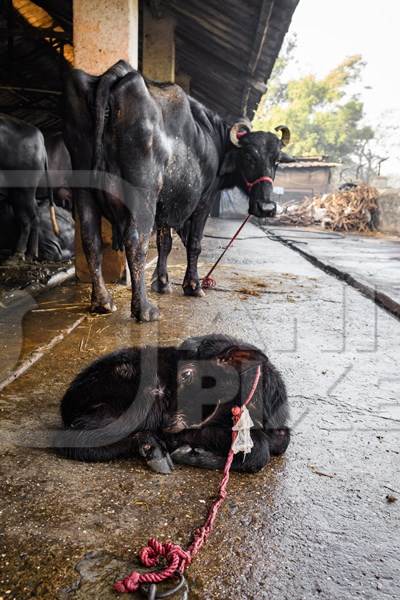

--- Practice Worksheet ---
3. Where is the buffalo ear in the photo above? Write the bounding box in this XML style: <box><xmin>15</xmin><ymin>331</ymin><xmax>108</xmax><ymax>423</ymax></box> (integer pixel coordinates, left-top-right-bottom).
<box><xmin>279</xmin><ymin>151</ymin><xmax>296</xmax><ymax>164</ymax></box>
<box><xmin>219</xmin><ymin>346</ymin><xmax>266</xmax><ymax>368</ymax></box>
<box><xmin>219</xmin><ymin>150</ymin><xmax>237</xmax><ymax>176</ymax></box>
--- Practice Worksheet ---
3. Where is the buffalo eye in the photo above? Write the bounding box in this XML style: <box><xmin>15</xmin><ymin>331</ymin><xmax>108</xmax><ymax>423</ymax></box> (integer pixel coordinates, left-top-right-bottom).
<box><xmin>180</xmin><ymin>368</ymin><xmax>194</xmax><ymax>385</ymax></box>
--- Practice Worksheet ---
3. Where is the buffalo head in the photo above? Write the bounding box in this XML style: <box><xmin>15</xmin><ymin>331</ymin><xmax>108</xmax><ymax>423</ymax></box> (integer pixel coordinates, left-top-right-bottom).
<box><xmin>220</xmin><ymin>121</ymin><xmax>294</xmax><ymax>218</ymax></box>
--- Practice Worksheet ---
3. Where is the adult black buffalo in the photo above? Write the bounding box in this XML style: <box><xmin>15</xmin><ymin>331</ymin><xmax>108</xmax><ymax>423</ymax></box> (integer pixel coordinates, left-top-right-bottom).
<box><xmin>63</xmin><ymin>61</ymin><xmax>292</xmax><ymax>321</ymax></box>
<box><xmin>56</xmin><ymin>334</ymin><xmax>290</xmax><ymax>474</ymax></box>
<box><xmin>0</xmin><ymin>114</ymin><xmax>59</xmax><ymax>263</ymax></box>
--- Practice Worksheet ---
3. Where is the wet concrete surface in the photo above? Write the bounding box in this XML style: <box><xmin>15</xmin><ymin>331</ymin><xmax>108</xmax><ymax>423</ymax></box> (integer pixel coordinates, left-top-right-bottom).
<box><xmin>0</xmin><ymin>218</ymin><xmax>399</xmax><ymax>599</ymax></box>
<box><xmin>265</xmin><ymin>226</ymin><xmax>400</xmax><ymax>318</ymax></box>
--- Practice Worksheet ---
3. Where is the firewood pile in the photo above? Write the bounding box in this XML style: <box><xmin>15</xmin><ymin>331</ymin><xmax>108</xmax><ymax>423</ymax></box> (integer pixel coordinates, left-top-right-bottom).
<box><xmin>279</xmin><ymin>184</ymin><xmax>379</xmax><ymax>232</ymax></box>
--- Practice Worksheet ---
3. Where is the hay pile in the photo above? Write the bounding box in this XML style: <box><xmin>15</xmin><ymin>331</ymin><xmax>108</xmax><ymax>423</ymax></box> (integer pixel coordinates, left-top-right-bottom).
<box><xmin>280</xmin><ymin>184</ymin><xmax>379</xmax><ymax>232</ymax></box>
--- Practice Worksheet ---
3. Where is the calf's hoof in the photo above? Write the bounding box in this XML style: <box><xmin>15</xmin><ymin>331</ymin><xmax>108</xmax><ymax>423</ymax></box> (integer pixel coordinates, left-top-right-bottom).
<box><xmin>183</xmin><ymin>281</ymin><xmax>205</xmax><ymax>298</ymax></box>
<box><xmin>151</xmin><ymin>278</ymin><xmax>173</xmax><ymax>295</ymax></box>
<box><xmin>147</xmin><ymin>452</ymin><xmax>174</xmax><ymax>474</ymax></box>
<box><xmin>139</xmin><ymin>435</ymin><xmax>174</xmax><ymax>474</ymax></box>
<box><xmin>132</xmin><ymin>302</ymin><xmax>160</xmax><ymax>322</ymax></box>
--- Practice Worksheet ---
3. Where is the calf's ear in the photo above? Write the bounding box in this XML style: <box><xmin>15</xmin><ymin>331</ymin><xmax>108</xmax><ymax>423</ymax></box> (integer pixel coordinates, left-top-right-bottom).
<box><xmin>219</xmin><ymin>346</ymin><xmax>266</xmax><ymax>368</ymax></box>
<box><xmin>219</xmin><ymin>151</ymin><xmax>237</xmax><ymax>176</ymax></box>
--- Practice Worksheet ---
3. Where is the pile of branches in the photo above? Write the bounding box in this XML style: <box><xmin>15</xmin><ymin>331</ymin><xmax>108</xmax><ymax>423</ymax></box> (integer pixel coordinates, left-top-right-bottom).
<box><xmin>279</xmin><ymin>184</ymin><xmax>379</xmax><ymax>232</ymax></box>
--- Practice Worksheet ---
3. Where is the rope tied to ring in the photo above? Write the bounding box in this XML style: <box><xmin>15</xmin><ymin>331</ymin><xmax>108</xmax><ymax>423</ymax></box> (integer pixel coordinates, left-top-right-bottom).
<box><xmin>114</xmin><ymin>365</ymin><xmax>262</xmax><ymax>595</ymax></box>
<box><xmin>113</xmin><ymin>539</ymin><xmax>190</xmax><ymax>593</ymax></box>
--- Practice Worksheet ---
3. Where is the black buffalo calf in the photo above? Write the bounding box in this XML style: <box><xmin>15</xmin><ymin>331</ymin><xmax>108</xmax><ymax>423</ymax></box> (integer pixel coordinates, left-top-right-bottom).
<box><xmin>56</xmin><ymin>335</ymin><xmax>290</xmax><ymax>473</ymax></box>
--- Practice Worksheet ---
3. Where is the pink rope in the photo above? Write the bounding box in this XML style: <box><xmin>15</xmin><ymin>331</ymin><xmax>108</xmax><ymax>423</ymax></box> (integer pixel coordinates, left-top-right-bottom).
<box><xmin>114</xmin><ymin>366</ymin><xmax>262</xmax><ymax>594</ymax></box>
<box><xmin>201</xmin><ymin>215</ymin><xmax>251</xmax><ymax>289</ymax></box>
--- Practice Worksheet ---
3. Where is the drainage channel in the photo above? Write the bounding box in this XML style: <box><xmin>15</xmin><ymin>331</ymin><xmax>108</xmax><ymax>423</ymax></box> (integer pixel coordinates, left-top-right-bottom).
<box><xmin>264</xmin><ymin>227</ymin><xmax>400</xmax><ymax>321</ymax></box>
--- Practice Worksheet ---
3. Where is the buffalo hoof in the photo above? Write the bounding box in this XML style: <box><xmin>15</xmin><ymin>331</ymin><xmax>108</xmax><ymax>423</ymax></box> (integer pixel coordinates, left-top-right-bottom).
<box><xmin>3</xmin><ymin>253</ymin><xmax>26</xmax><ymax>267</ymax></box>
<box><xmin>151</xmin><ymin>278</ymin><xmax>173</xmax><ymax>295</ymax></box>
<box><xmin>90</xmin><ymin>299</ymin><xmax>117</xmax><ymax>314</ymax></box>
<box><xmin>132</xmin><ymin>302</ymin><xmax>160</xmax><ymax>322</ymax></box>
<box><xmin>183</xmin><ymin>283</ymin><xmax>205</xmax><ymax>298</ymax></box>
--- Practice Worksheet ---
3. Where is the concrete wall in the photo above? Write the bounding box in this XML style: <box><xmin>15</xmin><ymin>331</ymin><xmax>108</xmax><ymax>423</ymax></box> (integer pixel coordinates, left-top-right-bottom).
<box><xmin>274</xmin><ymin>167</ymin><xmax>332</xmax><ymax>202</ymax></box>
<box><xmin>376</xmin><ymin>189</ymin><xmax>400</xmax><ymax>236</ymax></box>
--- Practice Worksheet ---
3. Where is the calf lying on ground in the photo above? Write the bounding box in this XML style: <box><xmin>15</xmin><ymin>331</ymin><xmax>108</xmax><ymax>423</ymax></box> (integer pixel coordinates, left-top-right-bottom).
<box><xmin>56</xmin><ymin>334</ymin><xmax>290</xmax><ymax>473</ymax></box>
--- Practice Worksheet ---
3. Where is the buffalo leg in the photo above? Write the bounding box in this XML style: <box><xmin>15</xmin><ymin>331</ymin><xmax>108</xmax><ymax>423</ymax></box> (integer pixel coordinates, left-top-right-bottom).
<box><xmin>56</xmin><ymin>429</ymin><xmax>172</xmax><ymax>473</ymax></box>
<box><xmin>181</xmin><ymin>209</ymin><xmax>209</xmax><ymax>297</ymax></box>
<box><xmin>151</xmin><ymin>225</ymin><xmax>173</xmax><ymax>294</ymax></box>
<box><xmin>10</xmin><ymin>189</ymin><xmax>39</xmax><ymax>261</ymax></box>
<box><xmin>77</xmin><ymin>190</ymin><xmax>116</xmax><ymax>314</ymax></box>
<box><xmin>132</xmin><ymin>431</ymin><xmax>174</xmax><ymax>474</ymax></box>
<box><xmin>167</xmin><ymin>427</ymin><xmax>271</xmax><ymax>473</ymax></box>
<box><xmin>124</xmin><ymin>226</ymin><xmax>159</xmax><ymax>322</ymax></box>
<box><xmin>27</xmin><ymin>218</ymin><xmax>40</xmax><ymax>260</ymax></box>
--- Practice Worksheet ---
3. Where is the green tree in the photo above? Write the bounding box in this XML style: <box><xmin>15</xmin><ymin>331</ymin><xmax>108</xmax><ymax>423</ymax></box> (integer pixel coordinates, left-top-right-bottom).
<box><xmin>254</xmin><ymin>44</ymin><xmax>375</xmax><ymax>169</ymax></box>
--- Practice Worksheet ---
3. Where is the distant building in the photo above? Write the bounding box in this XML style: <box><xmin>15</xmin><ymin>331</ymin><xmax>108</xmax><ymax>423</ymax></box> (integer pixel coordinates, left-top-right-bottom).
<box><xmin>274</xmin><ymin>156</ymin><xmax>339</xmax><ymax>204</ymax></box>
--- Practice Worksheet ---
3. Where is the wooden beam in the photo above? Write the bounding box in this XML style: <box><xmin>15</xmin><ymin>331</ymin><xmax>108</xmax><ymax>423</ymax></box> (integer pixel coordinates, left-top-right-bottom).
<box><xmin>241</xmin><ymin>0</ymin><xmax>274</xmax><ymax>117</ymax></box>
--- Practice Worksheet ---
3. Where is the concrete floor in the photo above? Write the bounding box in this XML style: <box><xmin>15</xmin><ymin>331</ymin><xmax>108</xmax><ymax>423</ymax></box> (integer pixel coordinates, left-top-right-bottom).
<box><xmin>265</xmin><ymin>226</ymin><xmax>400</xmax><ymax>318</ymax></box>
<box><xmin>0</xmin><ymin>219</ymin><xmax>399</xmax><ymax>599</ymax></box>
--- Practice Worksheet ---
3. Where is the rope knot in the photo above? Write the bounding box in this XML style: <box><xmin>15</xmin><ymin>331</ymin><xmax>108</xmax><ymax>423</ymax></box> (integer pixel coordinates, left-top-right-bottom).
<box><xmin>201</xmin><ymin>275</ymin><xmax>216</xmax><ymax>289</ymax></box>
<box><xmin>140</xmin><ymin>538</ymin><xmax>164</xmax><ymax>566</ymax></box>
<box><xmin>113</xmin><ymin>571</ymin><xmax>140</xmax><ymax>593</ymax></box>
<box><xmin>232</xmin><ymin>405</ymin><xmax>241</xmax><ymax>422</ymax></box>
<box><xmin>114</xmin><ymin>539</ymin><xmax>190</xmax><ymax>593</ymax></box>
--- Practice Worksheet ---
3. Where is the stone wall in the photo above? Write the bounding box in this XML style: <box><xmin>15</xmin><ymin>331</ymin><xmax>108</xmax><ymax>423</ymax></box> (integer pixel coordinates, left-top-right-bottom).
<box><xmin>376</xmin><ymin>189</ymin><xmax>400</xmax><ymax>236</ymax></box>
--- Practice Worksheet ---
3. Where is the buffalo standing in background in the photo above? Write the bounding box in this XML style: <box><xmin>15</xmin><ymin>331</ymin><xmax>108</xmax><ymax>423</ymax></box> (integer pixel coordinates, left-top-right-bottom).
<box><xmin>63</xmin><ymin>61</ymin><xmax>293</xmax><ymax>322</ymax></box>
<box><xmin>0</xmin><ymin>114</ymin><xmax>59</xmax><ymax>263</ymax></box>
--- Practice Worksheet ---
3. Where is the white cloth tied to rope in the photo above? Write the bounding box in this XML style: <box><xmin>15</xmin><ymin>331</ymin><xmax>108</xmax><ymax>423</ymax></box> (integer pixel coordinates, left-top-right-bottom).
<box><xmin>231</xmin><ymin>406</ymin><xmax>254</xmax><ymax>455</ymax></box>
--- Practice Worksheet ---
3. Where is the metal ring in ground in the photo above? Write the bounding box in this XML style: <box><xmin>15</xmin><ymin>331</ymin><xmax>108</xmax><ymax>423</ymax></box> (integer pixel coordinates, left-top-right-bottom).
<box><xmin>141</xmin><ymin>572</ymin><xmax>188</xmax><ymax>598</ymax></box>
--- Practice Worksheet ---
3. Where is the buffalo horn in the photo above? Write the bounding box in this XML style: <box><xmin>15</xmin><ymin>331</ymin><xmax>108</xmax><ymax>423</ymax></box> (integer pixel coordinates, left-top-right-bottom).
<box><xmin>275</xmin><ymin>125</ymin><xmax>291</xmax><ymax>147</ymax></box>
<box><xmin>230</xmin><ymin>120</ymin><xmax>252</xmax><ymax>147</ymax></box>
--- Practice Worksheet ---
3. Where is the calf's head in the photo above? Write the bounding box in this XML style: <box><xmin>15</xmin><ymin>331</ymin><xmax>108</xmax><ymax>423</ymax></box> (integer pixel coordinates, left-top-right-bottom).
<box><xmin>164</xmin><ymin>335</ymin><xmax>267</xmax><ymax>431</ymax></box>
<box><xmin>220</xmin><ymin>122</ymin><xmax>293</xmax><ymax>218</ymax></box>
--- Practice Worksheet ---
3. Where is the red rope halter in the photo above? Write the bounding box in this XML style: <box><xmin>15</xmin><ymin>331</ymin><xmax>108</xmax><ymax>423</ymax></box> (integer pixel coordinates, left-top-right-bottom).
<box><xmin>114</xmin><ymin>365</ymin><xmax>262</xmax><ymax>594</ymax></box>
<box><xmin>244</xmin><ymin>175</ymin><xmax>273</xmax><ymax>192</ymax></box>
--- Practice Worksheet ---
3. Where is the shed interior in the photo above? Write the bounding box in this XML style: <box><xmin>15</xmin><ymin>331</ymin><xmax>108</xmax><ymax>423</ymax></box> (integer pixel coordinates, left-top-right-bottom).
<box><xmin>0</xmin><ymin>0</ymin><xmax>299</xmax><ymax>131</ymax></box>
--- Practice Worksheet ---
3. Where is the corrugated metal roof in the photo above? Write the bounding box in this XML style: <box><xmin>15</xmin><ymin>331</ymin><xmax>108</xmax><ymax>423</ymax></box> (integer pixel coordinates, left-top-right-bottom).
<box><xmin>169</xmin><ymin>0</ymin><xmax>299</xmax><ymax>122</ymax></box>
<box><xmin>0</xmin><ymin>0</ymin><xmax>299</xmax><ymax>130</ymax></box>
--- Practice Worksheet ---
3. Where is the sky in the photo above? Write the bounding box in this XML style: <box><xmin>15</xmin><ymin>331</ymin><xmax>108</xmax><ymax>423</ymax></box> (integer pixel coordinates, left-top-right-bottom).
<box><xmin>284</xmin><ymin>0</ymin><xmax>400</xmax><ymax>174</ymax></box>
